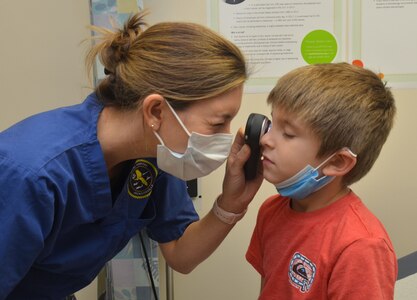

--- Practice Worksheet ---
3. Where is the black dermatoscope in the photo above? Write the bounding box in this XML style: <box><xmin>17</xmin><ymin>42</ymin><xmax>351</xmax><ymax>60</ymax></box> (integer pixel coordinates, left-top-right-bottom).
<box><xmin>243</xmin><ymin>113</ymin><xmax>271</xmax><ymax>180</ymax></box>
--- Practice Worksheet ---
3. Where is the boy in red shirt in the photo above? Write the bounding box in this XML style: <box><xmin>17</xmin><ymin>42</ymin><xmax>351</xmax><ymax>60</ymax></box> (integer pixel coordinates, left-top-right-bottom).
<box><xmin>246</xmin><ymin>63</ymin><xmax>397</xmax><ymax>299</ymax></box>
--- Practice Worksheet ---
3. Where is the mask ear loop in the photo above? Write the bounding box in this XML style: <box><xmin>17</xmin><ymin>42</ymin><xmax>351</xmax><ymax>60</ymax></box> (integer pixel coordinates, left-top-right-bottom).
<box><xmin>314</xmin><ymin>153</ymin><xmax>337</xmax><ymax>172</ymax></box>
<box><xmin>153</xmin><ymin>130</ymin><xmax>165</xmax><ymax>146</ymax></box>
<box><xmin>314</xmin><ymin>147</ymin><xmax>357</xmax><ymax>172</ymax></box>
<box><xmin>343</xmin><ymin>147</ymin><xmax>358</xmax><ymax>158</ymax></box>
<box><xmin>165</xmin><ymin>100</ymin><xmax>192</xmax><ymax>137</ymax></box>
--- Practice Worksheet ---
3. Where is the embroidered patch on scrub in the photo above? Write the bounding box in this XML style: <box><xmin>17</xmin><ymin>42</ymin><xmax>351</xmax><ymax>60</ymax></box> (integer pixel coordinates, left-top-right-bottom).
<box><xmin>128</xmin><ymin>159</ymin><xmax>158</xmax><ymax>199</ymax></box>
<box><xmin>288</xmin><ymin>252</ymin><xmax>317</xmax><ymax>293</ymax></box>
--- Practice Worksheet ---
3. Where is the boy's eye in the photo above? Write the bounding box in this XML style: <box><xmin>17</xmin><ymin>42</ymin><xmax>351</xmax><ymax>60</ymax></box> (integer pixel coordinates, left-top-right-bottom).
<box><xmin>283</xmin><ymin>132</ymin><xmax>295</xmax><ymax>138</ymax></box>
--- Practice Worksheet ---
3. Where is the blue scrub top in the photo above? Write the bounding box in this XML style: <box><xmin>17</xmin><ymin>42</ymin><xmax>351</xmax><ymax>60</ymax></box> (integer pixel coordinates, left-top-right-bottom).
<box><xmin>0</xmin><ymin>93</ymin><xmax>199</xmax><ymax>299</ymax></box>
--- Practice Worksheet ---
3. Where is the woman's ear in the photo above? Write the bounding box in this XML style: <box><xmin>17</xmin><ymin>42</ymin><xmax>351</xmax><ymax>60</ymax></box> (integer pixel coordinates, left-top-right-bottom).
<box><xmin>322</xmin><ymin>149</ymin><xmax>357</xmax><ymax>177</ymax></box>
<box><xmin>142</xmin><ymin>94</ymin><xmax>165</xmax><ymax>131</ymax></box>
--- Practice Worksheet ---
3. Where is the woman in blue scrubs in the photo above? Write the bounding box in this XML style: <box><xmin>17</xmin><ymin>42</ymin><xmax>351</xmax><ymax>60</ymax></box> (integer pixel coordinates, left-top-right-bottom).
<box><xmin>0</xmin><ymin>12</ymin><xmax>263</xmax><ymax>299</ymax></box>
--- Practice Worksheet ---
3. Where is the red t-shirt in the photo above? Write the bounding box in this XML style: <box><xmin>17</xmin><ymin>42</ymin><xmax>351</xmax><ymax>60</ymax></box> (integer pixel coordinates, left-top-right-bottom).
<box><xmin>246</xmin><ymin>192</ymin><xmax>397</xmax><ymax>299</ymax></box>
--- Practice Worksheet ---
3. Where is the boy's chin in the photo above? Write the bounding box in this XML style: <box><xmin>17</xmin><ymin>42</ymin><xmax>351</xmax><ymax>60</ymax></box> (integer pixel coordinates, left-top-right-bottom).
<box><xmin>262</xmin><ymin>172</ymin><xmax>281</xmax><ymax>185</ymax></box>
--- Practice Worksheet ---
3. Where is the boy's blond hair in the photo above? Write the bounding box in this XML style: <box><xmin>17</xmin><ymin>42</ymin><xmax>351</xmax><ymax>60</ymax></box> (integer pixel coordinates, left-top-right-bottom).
<box><xmin>267</xmin><ymin>63</ymin><xmax>396</xmax><ymax>185</ymax></box>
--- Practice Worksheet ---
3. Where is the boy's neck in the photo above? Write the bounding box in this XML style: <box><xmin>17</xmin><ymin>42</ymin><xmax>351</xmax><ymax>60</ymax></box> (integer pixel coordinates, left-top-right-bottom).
<box><xmin>290</xmin><ymin>180</ymin><xmax>350</xmax><ymax>212</ymax></box>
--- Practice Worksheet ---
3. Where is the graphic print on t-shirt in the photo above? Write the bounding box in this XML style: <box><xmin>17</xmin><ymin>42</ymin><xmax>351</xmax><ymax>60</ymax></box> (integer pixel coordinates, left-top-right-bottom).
<box><xmin>288</xmin><ymin>252</ymin><xmax>317</xmax><ymax>293</ymax></box>
<box><xmin>128</xmin><ymin>159</ymin><xmax>158</xmax><ymax>199</ymax></box>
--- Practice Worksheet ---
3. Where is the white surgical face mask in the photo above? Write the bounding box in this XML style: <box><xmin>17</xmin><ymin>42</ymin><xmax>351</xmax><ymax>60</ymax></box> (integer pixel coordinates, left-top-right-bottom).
<box><xmin>153</xmin><ymin>100</ymin><xmax>234</xmax><ymax>181</ymax></box>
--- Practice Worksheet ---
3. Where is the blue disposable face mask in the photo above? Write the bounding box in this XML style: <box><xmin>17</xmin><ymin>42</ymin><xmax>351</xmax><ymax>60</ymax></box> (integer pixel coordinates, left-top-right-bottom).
<box><xmin>274</xmin><ymin>148</ymin><xmax>357</xmax><ymax>200</ymax></box>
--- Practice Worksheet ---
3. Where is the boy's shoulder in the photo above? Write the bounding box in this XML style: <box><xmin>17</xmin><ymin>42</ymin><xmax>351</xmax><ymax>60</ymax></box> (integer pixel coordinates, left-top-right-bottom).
<box><xmin>341</xmin><ymin>192</ymin><xmax>392</xmax><ymax>241</ymax></box>
<box><xmin>258</xmin><ymin>192</ymin><xmax>391</xmax><ymax>242</ymax></box>
<box><xmin>258</xmin><ymin>194</ymin><xmax>289</xmax><ymax>215</ymax></box>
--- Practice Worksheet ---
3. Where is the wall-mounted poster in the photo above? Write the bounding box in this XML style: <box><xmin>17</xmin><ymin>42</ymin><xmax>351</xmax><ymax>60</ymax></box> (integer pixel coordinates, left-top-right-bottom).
<box><xmin>208</xmin><ymin>0</ymin><xmax>417</xmax><ymax>92</ymax></box>
<box><xmin>349</xmin><ymin>0</ymin><xmax>417</xmax><ymax>89</ymax></box>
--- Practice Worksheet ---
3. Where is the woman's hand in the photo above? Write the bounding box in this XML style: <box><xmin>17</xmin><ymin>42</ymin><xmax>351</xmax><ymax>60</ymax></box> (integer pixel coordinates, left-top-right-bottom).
<box><xmin>219</xmin><ymin>127</ymin><xmax>264</xmax><ymax>213</ymax></box>
<box><xmin>160</xmin><ymin>128</ymin><xmax>264</xmax><ymax>273</ymax></box>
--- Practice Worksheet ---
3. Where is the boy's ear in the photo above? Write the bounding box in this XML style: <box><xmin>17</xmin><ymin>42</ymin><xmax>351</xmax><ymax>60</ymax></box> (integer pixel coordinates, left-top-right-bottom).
<box><xmin>142</xmin><ymin>94</ymin><xmax>165</xmax><ymax>131</ymax></box>
<box><xmin>322</xmin><ymin>149</ymin><xmax>357</xmax><ymax>177</ymax></box>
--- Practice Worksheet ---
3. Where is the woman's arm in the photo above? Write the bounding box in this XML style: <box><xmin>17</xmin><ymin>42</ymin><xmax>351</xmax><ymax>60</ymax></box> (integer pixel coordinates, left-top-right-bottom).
<box><xmin>159</xmin><ymin>128</ymin><xmax>263</xmax><ymax>273</ymax></box>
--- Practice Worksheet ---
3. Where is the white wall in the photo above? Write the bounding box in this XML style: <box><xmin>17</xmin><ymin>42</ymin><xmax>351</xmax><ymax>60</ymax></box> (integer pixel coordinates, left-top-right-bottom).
<box><xmin>0</xmin><ymin>0</ymin><xmax>92</xmax><ymax>129</ymax></box>
<box><xmin>1</xmin><ymin>1</ymin><xmax>417</xmax><ymax>300</ymax></box>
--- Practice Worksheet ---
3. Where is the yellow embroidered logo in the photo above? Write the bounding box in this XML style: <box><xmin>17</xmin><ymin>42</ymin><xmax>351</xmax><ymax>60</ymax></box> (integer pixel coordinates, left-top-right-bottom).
<box><xmin>128</xmin><ymin>159</ymin><xmax>158</xmax><ymax>199</ymax></box>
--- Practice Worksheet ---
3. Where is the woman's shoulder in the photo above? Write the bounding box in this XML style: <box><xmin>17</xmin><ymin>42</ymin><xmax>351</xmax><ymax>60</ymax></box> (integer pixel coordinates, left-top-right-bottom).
<box><xmin>0</xmin><ymin>94</ymin><xmax>103</xmax><ymax>173</ymax></box>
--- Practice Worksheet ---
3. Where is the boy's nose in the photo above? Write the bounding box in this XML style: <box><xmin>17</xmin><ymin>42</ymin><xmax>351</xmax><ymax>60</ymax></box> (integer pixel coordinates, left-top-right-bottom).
<box><xmin>260</xmin><ymin>130</ymin><xmax>272</xmax><ymax>148</ymax></box>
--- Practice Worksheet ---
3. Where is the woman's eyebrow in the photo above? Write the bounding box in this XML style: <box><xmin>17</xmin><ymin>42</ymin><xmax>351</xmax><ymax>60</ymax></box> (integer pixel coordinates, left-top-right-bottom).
<box><xmin>215</xmin><ymin>112</ymin><xmax>233</xmax><ymax>120</ymax></box>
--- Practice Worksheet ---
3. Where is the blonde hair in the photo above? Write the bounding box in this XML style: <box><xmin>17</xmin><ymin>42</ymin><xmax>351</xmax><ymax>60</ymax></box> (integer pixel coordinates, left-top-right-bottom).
<box><xmin>267</xmin><ymin>63</ymin><xmax>396</xmax><ymax>185</ymax></box>
<box><xmin>86</xmin><ymin>12</ymin><xmax>247</xmax><ymax>109</ymax></box>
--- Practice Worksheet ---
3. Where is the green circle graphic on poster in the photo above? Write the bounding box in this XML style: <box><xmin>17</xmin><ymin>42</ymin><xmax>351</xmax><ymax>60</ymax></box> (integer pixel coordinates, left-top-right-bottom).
<box><xmin>301</xmin><ymin>30</ymin><xmax>337</xmax><ymax>64</ymax></box>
